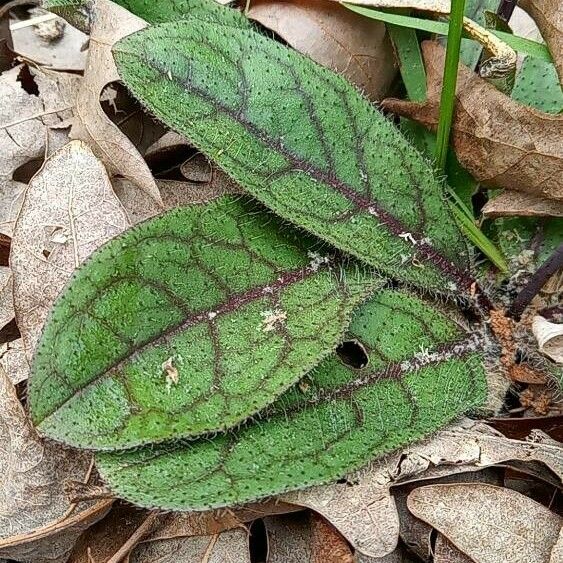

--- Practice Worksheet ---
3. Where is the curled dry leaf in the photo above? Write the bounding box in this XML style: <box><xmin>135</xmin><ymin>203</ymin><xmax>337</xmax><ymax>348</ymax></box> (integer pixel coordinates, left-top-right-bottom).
<box><xmin>0</xmin><ymin>266</ymin><xmax>13</xmax><ymax>331</ymax></box>
<box><xmin>10</xmin><ymin>140</ymin><xmax>130</xmax><ymax>364</ymax></box>
<box><xmin>482</xmin><ymin>190</ymin><xmax>563</xmax><ymax>218</ymax></box>
<box><xmin>247</xmin><ymin>0</ymin><xmax>396</xmax><ymax>100</ymax></box>
<box><xmin>382</xmin><ymin>41</ymin><xmax>563</xmax><ymax>202</ymax></box>
<box><xmin>129</xmin><ymin>528</ymin><xmax>250</xmax><ymax>563</ymax></box>
<box><xmin>0</xmin><ymin>64</ymin><xmax>79</xmax><ymax>237</ymax></box>
<box><xmin>68</xmin><ymin>0</ymin><xmax>162</xmax><ymax>204</ymax></box>
<box><xmin>407</xmin><ymin>483</ymin><xmax>562</xmax><ymax>563</ymax></box>
<box><xmin>532</xmin><ymin>315</ymin><xmax>563</xmax><ymax>363</ymax></box>
<box><xmin>283</xmin><ymin>420</ymin><xmax>563</xmax><ymax>559</ymax></box>
<box><xmin>519</xmin><ymin>0</ymin><xmax>563</xmax><ymax>82</ymax></box>
<box><xmin>0</xmin><ymin>366</ymin><xmax>110</xmax><ymax>563</ymax></box>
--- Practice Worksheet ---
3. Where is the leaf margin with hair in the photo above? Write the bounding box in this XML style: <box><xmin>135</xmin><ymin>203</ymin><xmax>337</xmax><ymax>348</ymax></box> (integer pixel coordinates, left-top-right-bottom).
<box><xmin>95</xmin><ymin>288</ymin><xmax>488</xmax><ymax>511</ymax></box>
<box><xmin>112</xmin><ymin>19</ymin><xmax>479</xmax><ymax>297</ymax></box>
<box><xmin>29</xmin><ymin>195</ymin><xmax>378</xmax><ymax>450</ymax></box>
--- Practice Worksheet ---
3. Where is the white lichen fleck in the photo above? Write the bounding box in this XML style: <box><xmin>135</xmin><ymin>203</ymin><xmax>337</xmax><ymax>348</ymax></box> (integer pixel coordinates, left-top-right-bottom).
<box><xmin>260</xmin><ymin>309</ymin><xmax>287</xmax><ymax>332</ymax></box>
<box><xmin>399</xmin><ymin>232</ymin><xmax>417</xmax><ymax>246</ymax></box>
<box><xmin>307</xmin><ymin>251</ymin><xmax>330</xmax><ymax>272</ymax></box>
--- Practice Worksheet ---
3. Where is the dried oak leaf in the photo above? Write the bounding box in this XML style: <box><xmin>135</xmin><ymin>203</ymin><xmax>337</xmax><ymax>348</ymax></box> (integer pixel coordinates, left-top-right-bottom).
<box><xmin>68</xmin><ymin>0</ymin><xmax>162</xmax><ymax>205</ymax></box>
<box><xmin>10</xmin><ymin>140</ymin><xmax>130</xmax><ymax>365</ymax></box>
<box><xmin>282</xmin><ymin>419</ymin><xmax>562</xmax><ymax>559</ymax></box>
<box><xmin>264</xmin><ymin>512</ymin><xmax>354</xmax><ymax>563</ymax></box>
<box><xmin>519</xmin><ymin>0</ymin><xmax>563</xmax><ymax>83</ymax></box>
<box><xmin>407</xmin><ymin>483</ymin><xmax>562</xmax><ymax>563</ymax></box>
<box><xmin>247</xmin><ymin>0</ymin><xmax>396</xmax><ymax>100</ymax></box>
<box><xmin>129</xmin><ymin>528</ymin><xmax>250</xmax><ymax>563</ymax></box>
<box><xmin>0</xmin><ymin>64</ymin><xmax>79</xmax><ymax>237</ymax></box>
<box><xmin>482</xmin><ymin>190</ymin><xmax>563</xmax><ymax>217</ymax></box>
<box><xmin>383</xmin><ymin>41</ymin><xmax>563</xmax><ymax>203</ymax></box>
<box><xmin>0</xmin><ymin>338</ymin><xmax>28</xmax><ymax>384</ymax></box>
<box><xmin>0</xmin><ymin>366</ymin><xmax>111</xmax><ymax>563</ymax></box>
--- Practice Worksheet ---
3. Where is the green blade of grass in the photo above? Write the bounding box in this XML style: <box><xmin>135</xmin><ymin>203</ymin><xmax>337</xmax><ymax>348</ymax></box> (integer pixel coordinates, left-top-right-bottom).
<box><xmin>343</xmin><ymin>4</ymin><xmax>552</xmax><ymax>62</ymax></box>
<box><xmin>435</xmin><ymin>0</ymin><xmax>466</xmax><ymax>172</ymax></box>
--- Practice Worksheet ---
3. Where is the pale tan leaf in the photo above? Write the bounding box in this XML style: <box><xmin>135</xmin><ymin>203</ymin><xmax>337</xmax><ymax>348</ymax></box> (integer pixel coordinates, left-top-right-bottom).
<box><xmin>0</xmin><ymin>365</ymin><xmax>111</xmax><ymax>563</ymax></box>
<box><xmin>0</xmin><ymin>339</ymin><xmax>29</xmax><ymax>385</ymax></box>
<box><xmin>382</xmin><ymin>41</ymin><xmax>563</xmax><ymax>202</ymax></box>
<box><xmin>247</xmin><ymin>0</ymin><xmax>396</xmax><ymax>100</ymax></box>
<box><xmin>10</xmin><ymin>140</ymin><xmax>130</xmax><ymax>362</ymax></box>
<box><xmin>129</xmin><ymin>529</ymin><xmax>251</xmax><ymax>563</ymax></box>
<box><xmin>519</xmin><ymin>0</ymin><xmax>563</xmax><ymax>82</ymax></box>
<box><xmin>0</xmin><ymin>64</ymin><xmax>80</xmax><ymax>237</ymax></box>
<box><xmin>70</xmin><ymin>0</ymin><xmax>162</xmax><ymax>205</ymax></box>
<box><xmin>551</xmin><ymin>528</ymin><xmax>563</xmax><ymax>563</ymax></box>
<box><xmin>407</xmin><ymin>484</ymin><xmax>562</xmax><ymax>563</ymax></box>
<box><xmin>482</xmin><ymin>190</ymin><xmax>563</xmax><ymax>218</ymax></box>
<box><xmin>10</xmin><ymin>9</ymin><xmax>88</xmax><ymax>72</ymax></box>
<box><xmin>434</xmin><ymin>534</ymin><xmax>474</xmax><ymax>563</ymax></box>
<box><xmin>0</xmin><ymin>266</ymin><xmax>13</xmax><ymax>331</ymax></box>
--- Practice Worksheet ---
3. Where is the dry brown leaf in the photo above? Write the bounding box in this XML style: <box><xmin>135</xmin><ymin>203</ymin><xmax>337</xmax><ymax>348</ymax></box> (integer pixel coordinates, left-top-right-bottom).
<box><xmin>382</xmin><ymin>41</ymin><xmax>563</xmax><ymax>202</ymax></box>
<box><xmin>247</xmin><ymin>0</ymin><xmax>396</xmax><ymax>100</ymax></box>
<box><xmin>10</xmin><ymin>140</ymin><xmax>130</xmax><ymax>364</ymax></box>
<box><xmin>0</xmin><ymin>64</ymin><xmax>79</xmax><ymax>237</ymax></box>
<box><xmin>551</xmin><ymin>528</ymin><xmax>563</xmax><ymax>563</ymax></box>
<box><xmin>0</xmin><ymin>365</ymin><xmax>111</xmax><ymax>563</ymax></box>
<box><xmin>10</xmin><ymin>9</ymin><xmax>88</xmax><ymax>71</ymax></box>
<box><xmin>0</xmin><ymin>266</ymin><xmax>13</xmax><ymax>331</ymax></box>
<box><xmin>69</xmin><ymin>0</ymin><xmax>162</xmax><ymax>205</ymax></box>
<box><xmin>482</xmin><ymin>190</ymin><xmax>563</xmax><ymax>218</ymax></box>
<box><xmin>0</xmin><ymin>338</ymin><xmax>28</xmax><ymax>385</ymax></box>
<box><xmin>114</xmin><ymin>153</ymin><xmax>240</xmax><ymax>224</ymax></box>
<box><xmin>407</xmin><ymin>483</ymin><xmax>562</xmax><ymax>563</ymax></box>
<box><xmin>434</xmin><ymin>534</ymin><xmax>474</xmax><ymax>563</ymax></box>
<box><xmin>519</xmin><ymin>0</ymin><xmax>563</xmax><ymax>82</ymax></box>
<box><xmin>283</xmin><ymin>420</ymin><xmax>563</xmax><ymax>559</ymax></box>
<box><xmin>129</xmin><ymin>528</ymin><xmax>251</xmax><ymax>563</ymax></box>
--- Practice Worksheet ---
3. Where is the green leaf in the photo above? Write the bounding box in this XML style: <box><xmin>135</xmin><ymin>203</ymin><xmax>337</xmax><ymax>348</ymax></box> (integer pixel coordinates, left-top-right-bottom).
<box><xmin>113</xmin><ymin>20</ymin><xmax>476</xmax><ymax>296</ymax></box>
<box><xmin>344</xmin><ymin>5</ymin><xmax>552</xmax><ymax>63</ymax></box>
<box><xmin>511</xmin><ymin>57</ymin><xmax>563</xmax><ymax>114</ymax></box>
<box><xmin>29</xmin><ymin>196</ymin><xmax>377</xmax><ymax>450</ymax></box>
<box><xmin>110</xmin><ymin>0</ymin><xmax>252</xmax><ymax>26</ymax></box>
<box><xmin>96</xmin><ymin>289</ymin><xmax>487</xmax><ymax>510</ymax></box>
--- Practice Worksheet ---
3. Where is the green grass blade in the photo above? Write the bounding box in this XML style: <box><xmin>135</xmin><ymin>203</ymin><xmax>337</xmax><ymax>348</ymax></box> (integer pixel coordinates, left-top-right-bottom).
<box><xmin>435</xmin><ymin>0</ymin><xmax>466</xmax><ymax>172</ymax></box>
<box><xmin>343</xmin><ymin>5</ymin><xmax>552</xmax><ymax>62</ymax></box>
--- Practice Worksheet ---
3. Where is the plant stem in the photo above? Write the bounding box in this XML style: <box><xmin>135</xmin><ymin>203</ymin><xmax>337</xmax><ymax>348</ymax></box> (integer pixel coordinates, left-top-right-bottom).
<box><xmin>435</xmin><ymin>0</ymin><xmax>467</xmax><ymax>172</ymax></box>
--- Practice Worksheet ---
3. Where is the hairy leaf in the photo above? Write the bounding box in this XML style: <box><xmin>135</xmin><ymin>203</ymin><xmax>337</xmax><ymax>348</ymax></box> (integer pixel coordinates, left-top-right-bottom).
<box><xmin>96</xmin><ymin>289</ymin><xmax>487</xmax><ymax>510</ymax></box>
<box><xmin>29</xmin><ymin>196</ymin><xmax>376</xmax><ymax>450</ymax></box>
<box><xmin>113</xmin><ymin>20</ymin><xmax>476</xmax><ymax>296</ymax></box>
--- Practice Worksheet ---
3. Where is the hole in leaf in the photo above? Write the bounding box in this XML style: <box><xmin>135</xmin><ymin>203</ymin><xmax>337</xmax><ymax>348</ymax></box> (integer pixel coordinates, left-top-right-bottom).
<box><xmin>13</xmin><ymin>158</ymin><xmax>44</xmax><ymax>184</ymax></box>
<box><xmin>248</xmin><ymin>518</ymin><xmax>268</xmax><ymax>563</ymax></box>
<box><xmin>336</xmin><ymin>340</ymin><xmax>369</xmax><ymax>369</ymax></box>
<box><xmin>17</xmin><ymin>64</ymin><xmax>39</xmax><ymax>96</ymax></box>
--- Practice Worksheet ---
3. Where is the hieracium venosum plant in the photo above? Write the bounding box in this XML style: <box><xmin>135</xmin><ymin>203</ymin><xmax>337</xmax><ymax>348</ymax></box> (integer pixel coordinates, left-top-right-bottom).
<box><xmin>30</xmin><ymin>0</ymin><xmax>500</xmax><ymax>510</ymax></box>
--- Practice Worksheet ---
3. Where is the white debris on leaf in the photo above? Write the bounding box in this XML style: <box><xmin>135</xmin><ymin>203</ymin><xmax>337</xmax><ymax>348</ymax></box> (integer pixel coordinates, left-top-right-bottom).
<box><xmin>162</xmin><ymin>357</ymin><xmax>179</xmax><ymax>391</ymax></box>
<box><xmin>398</xmin><ymin>232</ymin><xmax>417</xmax><ymax>246</ymax></box>
<box><xmin>260</xmin><ymin>309</ymin><xmax>287</xmax><ymax>332</ymax></box>
<box><xmin>307</xmin><ymin>251</ymin><xmax>330</xmax><ymax>272</ymax></box>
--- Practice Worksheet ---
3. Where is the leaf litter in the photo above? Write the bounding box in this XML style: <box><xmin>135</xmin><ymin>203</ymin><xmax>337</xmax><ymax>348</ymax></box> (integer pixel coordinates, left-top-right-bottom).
<box><xmin>1</xmin><ymin>0</ymin><xmax>562</xmax><ymax>561</ymax></box>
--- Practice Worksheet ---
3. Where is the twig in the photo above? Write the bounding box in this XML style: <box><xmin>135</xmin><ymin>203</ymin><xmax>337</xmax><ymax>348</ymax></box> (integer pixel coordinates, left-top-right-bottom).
<box><xmin>508</xmin><ymin>243</ymin><xmax>563</xmax><ymax>320</ymax></box>
<box><xmin>106</xmin><ymin>511</ymin><xmax>159</xmax><ymax>563</ymax></box>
